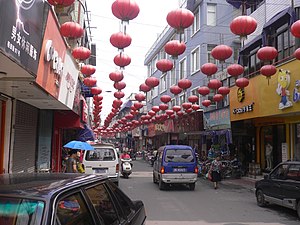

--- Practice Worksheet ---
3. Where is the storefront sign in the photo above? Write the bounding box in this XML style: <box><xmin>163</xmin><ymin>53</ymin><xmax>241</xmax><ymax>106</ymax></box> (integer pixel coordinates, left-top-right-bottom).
<box><xmin>205</xmin><ymin>107</ymin><xmax>230</xmax><ymax>128</ymax></box>
<box><xmin>233</xmin><ymin>102</ymin><xmax>254</xmax><ymax>114</ymax></box>
<box><xmin>0</xmin><ymin>0</ymin><xmax>46</xmax><ymax>75</ymax></box>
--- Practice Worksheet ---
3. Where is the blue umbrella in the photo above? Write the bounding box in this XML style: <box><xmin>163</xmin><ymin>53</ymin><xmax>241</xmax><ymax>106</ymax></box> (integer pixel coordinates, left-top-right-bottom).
<box><xmin>63</xmin><ymin>140</ymin><xmax>94</xmax><ymax>151</ymax></box>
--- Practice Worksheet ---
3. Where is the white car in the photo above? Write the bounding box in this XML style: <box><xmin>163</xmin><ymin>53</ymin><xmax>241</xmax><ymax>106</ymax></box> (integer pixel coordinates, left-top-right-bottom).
<box><xmin>82</xmin><ymin>143</ymin><xmax>120</xmax><ymax>185</ymax></box>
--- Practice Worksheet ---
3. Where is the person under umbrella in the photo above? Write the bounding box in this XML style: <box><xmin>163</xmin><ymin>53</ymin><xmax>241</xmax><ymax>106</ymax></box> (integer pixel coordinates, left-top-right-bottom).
<box><xmin>66</xmin><ymin>149</ymin><xmax>79</xmax><ymax>173</ymax></box>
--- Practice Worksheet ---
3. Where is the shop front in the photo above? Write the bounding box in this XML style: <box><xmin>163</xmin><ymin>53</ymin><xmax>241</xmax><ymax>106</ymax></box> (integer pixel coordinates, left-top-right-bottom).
<box><xmin>230</xmin><ymin>59</ymin><xmax>300</xmax><ymax>172</ymax></box>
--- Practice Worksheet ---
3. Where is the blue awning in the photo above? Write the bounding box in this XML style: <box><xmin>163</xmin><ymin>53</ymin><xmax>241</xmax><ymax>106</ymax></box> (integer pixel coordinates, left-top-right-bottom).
<box><xmin>77</xmin><ymin>124</ymin><xmax>95</xmax><ymax>142</ymax></box>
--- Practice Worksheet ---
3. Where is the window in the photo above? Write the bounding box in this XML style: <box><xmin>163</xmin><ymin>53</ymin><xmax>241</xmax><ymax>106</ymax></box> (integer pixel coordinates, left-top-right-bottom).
<box><xmin>286</xmin><ymin>164</ymin><xmax>300</xmax><ymax>181</ymax></box>
<box><xmin>165</xmin><ymin>149</ymin><xmax>195</xmax><ymax>163</ymax></box>
<box><xmin>270</xmin><ymin>164</ymin><xmax>288</xmax><ymax>180</ymax></box>
<box><xmin>160</xmin><ymin>74</ymin><xmax>167</xmax><ymax>92</ymax></box>
<box><xmin>151</xmin><ymin>55</ymin><xmax>158</xmax><ymax>74</ymax></box>
<box><xmin>85</xmin><ymin>148</ymin><xmax>116</xmax><ymax>161</ymax></box>
<box><xmin>170</xmin><ymin>67</ymin><xmax>176</xmax><ymax>85</ymax></box>
<box><xmin>207</xmin><ymin>44</ymin><xmax>217</xmax><ymax>64</ymax></box>
<box><xmin>179</xmin><ymin>58</ymin><xmax>186</xmax><ymax>79</ymax></box>
<box><xmin>207</xmin><ymin>4</ymin><xmax>216</xmax><ymax>26</ymax></box>
<box><xmin>56</xmin><ymin>192</ymin><xmax>94</xmax><ymax>225</ymax></box>
<box><xmin>192</xmin><ymin>10</ymin><xmax>199</xmax><ymax>35</ymax></box>
<box><xmin>159</xmin><ymin>49</ymin><xmax>166</xmax><ymax>60</ymax></box>
<box><xmin>180</xmin><ymin>29</ymin><xmax>188</xmax><ymax>42</ymax></box>
<box><xmin>152</xmin><ymin>86</ymin><xmax>158</xmax><ymax>98</ymax></box>
<box><xmin>191</xmin><ymin>47</ymin><xmax>200</xmax><ymax>74</ymax></box>
<box><xmin>275</xmin><ymin>24</ymin><xmax>295</xmax><ymax>61</ymax></box>
<box><xmin>147</xmin><ymin>63</ymin><xmax>151</xmax><ymax>77</ymax></box>
<box><xmin>170</xmin><ymin>98</ymin><xmax>176</xmax><ymax>107</ymax></box>
<box><xmin>85</xmin><ymin>184</ymin><xmax>119</xmax><ymax>225</ymax></box>
<box><xmin>191</xmin><ymin>88</ymin><xmax>200</xmax><ymax>105</ymax></box>
<box><xmin>179</xmin><ymin>93</ymin><xmax>186</xmax><ymax>105</ymax></box>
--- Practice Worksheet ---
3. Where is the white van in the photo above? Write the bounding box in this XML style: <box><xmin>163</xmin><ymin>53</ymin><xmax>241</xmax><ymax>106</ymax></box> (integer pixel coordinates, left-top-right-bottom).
<box><xmin>82</xmin><ymin>143</ymin><xmax>119</xmax><ymax>185</ymax></box>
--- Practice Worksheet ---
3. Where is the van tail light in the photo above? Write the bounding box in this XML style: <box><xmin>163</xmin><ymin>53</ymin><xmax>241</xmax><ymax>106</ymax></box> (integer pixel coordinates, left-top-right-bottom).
<box><xmin>194</xmin><ymin>166</ymin><xmax>198</xmax><ymax>174</ymax></box>
<box><xmin>116</xmin><ymin>163</ymin><xmax>120</xmax><ymax>173</ymax></box>
<box><xmin>160</xmin><ymin>166</ymin><xmax>165</xmax><ymax>174</ymax></box>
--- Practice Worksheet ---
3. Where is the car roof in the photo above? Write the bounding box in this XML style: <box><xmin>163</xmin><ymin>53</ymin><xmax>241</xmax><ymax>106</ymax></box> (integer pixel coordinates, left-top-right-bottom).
<box><xmin>160</xmin><ymin>145</ymin><xmax>193</xmax><ymax>150</ymax></box>
<box><xmin>0</xmin><ymin>173</ymin><xmax>107</xmax><ymax>199</ymax></box>
<box><xmin>91</xmin><ymin>142</ymin><xmax>115</xmax><ymax>148</ymax></box>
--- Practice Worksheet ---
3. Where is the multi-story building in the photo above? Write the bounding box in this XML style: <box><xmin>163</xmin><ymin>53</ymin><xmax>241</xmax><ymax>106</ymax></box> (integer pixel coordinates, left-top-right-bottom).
<box><xmin>144</xmin><ymin>0</ymin><xmax>239</xmax><ymax>154</ymax></box>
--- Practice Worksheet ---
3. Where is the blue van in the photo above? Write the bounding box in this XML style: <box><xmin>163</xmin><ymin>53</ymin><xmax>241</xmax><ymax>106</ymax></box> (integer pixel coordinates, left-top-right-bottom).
<box><xmin>152</xmin><ymin>145</ymin><xmax>198</xmax><ymax>190</ymax></box>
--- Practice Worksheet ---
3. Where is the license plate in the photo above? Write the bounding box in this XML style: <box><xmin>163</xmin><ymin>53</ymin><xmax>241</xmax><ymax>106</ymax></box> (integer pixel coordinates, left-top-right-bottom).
<box><xmin>94</xmin><ymin>168</ymin><xmax>107</xmax><ymax>173</ymax></box>
<box><xmin>173</xmin><ymin>168</ymin><xmax>186</xmax><ymax>172</ymax></box>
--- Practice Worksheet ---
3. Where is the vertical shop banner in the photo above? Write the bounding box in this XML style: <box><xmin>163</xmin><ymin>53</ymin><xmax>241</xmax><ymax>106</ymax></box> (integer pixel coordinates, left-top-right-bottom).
<box><xmin>0</xmin><ymin>0</ymin><xmax>47</xmax><ymax>75</ymax></box>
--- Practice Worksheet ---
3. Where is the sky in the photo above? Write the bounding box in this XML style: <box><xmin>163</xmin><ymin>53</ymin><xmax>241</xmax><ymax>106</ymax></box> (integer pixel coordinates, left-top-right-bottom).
<box><xmin>87</xmin><ymin>0</ymin><xmax>183</xmax><ymax>123</ymax></box>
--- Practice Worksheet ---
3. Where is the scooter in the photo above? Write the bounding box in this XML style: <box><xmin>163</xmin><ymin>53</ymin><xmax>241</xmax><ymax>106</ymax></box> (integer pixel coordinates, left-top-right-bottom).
<box><xmin>121</xmin><ymin>158</ymin><xmax>132</xmax><ymax>178</ymax></box>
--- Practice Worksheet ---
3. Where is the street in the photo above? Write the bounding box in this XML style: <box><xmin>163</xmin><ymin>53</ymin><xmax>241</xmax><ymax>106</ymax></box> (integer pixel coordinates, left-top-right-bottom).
<box><xmin>119</xmin><ymin>158</ymin><xmax>300</xmax><ymax>225</ymax></box>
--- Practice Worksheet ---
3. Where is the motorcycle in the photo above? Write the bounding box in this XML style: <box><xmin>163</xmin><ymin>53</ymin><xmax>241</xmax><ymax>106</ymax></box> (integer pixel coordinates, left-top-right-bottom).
<box><xmin>121</xmin><ymin>158</ymin><xmax>132</xmax><ymax>178</ymax></box>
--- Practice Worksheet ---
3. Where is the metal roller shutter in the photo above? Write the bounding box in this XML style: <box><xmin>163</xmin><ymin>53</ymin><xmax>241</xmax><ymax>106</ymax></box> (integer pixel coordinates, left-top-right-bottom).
<box><xmin>12</xmin><ymin>101</ymin><xmax>38</xmax><ymax>173</ymax></box>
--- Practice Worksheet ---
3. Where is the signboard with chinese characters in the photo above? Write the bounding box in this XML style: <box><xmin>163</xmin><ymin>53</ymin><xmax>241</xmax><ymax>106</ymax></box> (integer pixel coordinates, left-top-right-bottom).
<box><xmin>0</xmin><ymin>0</ymin><xmax>47</xmax><ymax>75</ymax></box>
<box><xmin>204</xmin><ymin>107</ymin><xmax>231</xmax><ymax>129</ymax></box>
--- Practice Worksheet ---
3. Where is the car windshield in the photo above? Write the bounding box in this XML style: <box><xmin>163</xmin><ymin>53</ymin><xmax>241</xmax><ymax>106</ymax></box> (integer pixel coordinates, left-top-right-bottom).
<box><xmin>164</xmin><ymin>149</ymin><xmax>195</xmax><ymax>163</ymax></box>
<box><xmin>85</xmin><ymin>148</ymin><xmax>116</xmax><ymax>161</ymax></box>
<box><xmin>0</xmin><ymin>197</ymin><xmax>44</xmax><ymax>225</ymax></box>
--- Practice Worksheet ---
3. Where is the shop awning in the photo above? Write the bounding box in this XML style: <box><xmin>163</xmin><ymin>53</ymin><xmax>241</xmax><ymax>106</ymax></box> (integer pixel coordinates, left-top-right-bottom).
<box><xmin>77</xmin><ymin>124</ymin><xmax>95</xmax><ymax>142</ymax></box>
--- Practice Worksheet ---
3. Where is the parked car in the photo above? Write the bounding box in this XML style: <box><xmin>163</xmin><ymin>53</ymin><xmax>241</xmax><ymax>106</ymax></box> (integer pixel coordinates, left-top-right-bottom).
<box><xmin>255</xmin><ymin>161</ymin><xmax>300</xmax><ymax>218</ymax></box>
<box><xmin>0</xmin><ymin>173</ymin><xmax>146</xmax><ymax>225</ymax></box>
<box><xmin>152</xmin><ymin>145</ymin><xmax>198</xmax><ymax>190</ymax></box>
<box><xmin>82</xmin><ymin>142</ymin><xmax>119</xmax><ymax>185</ymax></box>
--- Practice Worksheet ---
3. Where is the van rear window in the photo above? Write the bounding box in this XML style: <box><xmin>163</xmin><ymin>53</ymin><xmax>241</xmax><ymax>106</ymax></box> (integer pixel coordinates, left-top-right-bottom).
<box><xmin>164</xmin><ymin>149</ymin><xmax>194</xmax><ymax>163</ymax></box>
<box><xmin>85</xmin><ymin>148</ymin><xmax>116</xmax><ymax>161</ymax></box>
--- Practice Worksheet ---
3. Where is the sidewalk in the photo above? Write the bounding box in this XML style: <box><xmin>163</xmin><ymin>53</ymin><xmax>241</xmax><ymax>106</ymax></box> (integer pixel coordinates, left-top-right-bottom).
<box><xmin>220</xmin><ymin>175</ymin><xmax>264</xmax><ymax>192</ymax></box>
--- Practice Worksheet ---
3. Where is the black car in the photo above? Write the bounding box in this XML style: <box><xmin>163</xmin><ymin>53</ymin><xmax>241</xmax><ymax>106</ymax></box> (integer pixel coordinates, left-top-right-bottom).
<box><xmin>0</xmin><ymin>173</ymin><xmax>146</xmax><ymax>225</ymax></box>
<box><xmin>255</xmin><ymin>161</ymin><xmax>300</xmax><ymax>218</ymax></box>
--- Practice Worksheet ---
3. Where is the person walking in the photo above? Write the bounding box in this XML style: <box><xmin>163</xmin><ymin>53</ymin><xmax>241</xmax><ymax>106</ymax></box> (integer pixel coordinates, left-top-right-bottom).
<box><xmin>65</xmin><ymin>149</ymin><xmax>78</xmax><ymax>173</ymax></box>
<box><xmin>209</xmin><ymin>155</ymin><xmax>222</xmax><ymax>189</ymax></box>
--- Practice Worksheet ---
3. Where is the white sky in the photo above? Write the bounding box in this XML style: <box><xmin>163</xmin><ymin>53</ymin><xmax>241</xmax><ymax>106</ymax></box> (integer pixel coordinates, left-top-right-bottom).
<box><xmin>87</xmin><ymin>0</ymin><xmax>182</xmax><ymax>123</ymax></box>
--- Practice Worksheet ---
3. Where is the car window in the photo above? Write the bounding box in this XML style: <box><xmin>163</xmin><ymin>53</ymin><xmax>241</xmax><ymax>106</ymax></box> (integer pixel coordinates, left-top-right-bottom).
<box><xmin>164</xmin><ymin>149</ymin><xmax>195</xmax><ymax>163</ymax></box>
<box><xmin>0</xmin><ymin>197</ymin><xmax>44</xmax><ymax>225</ymax></box>
<box><xmin>286</xmin><ymin>164</ymin><xmax>300</xmax><ymax>181</ymax></box>
<box><xmin>55</xmin><ymin>192</ymin><xmax>95</xmax><ymax>225</ymax></box>
<box><xmin>85</xmin><ymin>183</ymin><xmax>119</xmax><ymax>225</ymax></box>
<box><xmin>85</xmin><ymin>148</ymin><xmax>116</xmax><ymax>161</ymax></box>
<box><xmin>106</xmin><ymin>181</ymin><xmax>134</xmax><ymax>219</ymax></box>
<box><xmin>270</xmin><ymin>164</ymin><xmax>288</xmax><ymax>180</ymax></box>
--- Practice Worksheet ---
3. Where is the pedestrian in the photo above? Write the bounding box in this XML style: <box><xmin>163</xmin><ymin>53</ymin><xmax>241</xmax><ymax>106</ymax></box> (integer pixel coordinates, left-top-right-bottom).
<box><xmin>209</xmin><ymin>155</ymin><xmax>222</xmax><ymax>189</ymax></box>
<box><xmin>65</xmin><ymin>149</ymin><xmax>78</xmax><ymax>173</ymax></box>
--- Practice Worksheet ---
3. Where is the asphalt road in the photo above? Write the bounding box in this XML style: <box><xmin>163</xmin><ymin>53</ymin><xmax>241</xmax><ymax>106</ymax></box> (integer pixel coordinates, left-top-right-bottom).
<box><xmin>119</xmin><ymin>158</ymin><xmax>300</xmax><ymax>225</ymax></box>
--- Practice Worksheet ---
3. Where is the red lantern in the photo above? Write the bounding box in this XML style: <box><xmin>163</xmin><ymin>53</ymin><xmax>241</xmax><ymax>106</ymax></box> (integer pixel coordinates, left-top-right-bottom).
<box><xmin>139</xmin><ymin>83</ymin><xmax>151</xmax><ymax>92</ymax></box>
<box><xmin>166</xmin><ymin>8</ymin><xmax>194</xmax><ymax>33</ymax></box>
<box><xmin>91</xmin><ymin>87</ymin><xmax>102</xmax><ymax>95</ymax></box>
<box><xmin>170</xmin><ymin>85</ymin><xmax>182</xmax><ymax>95</ymax></box>
<box><xmin>109</xmin><ymin>71</ymin><xmax>124</xmax><ymax>82</ymax></box>
<box><xmin>164</xmin><ymin>40</ymin><xmax>186</xmax><ymax>58</ymax></box>
<box><xmin>83</xmin><ymin>77</ymin><xmax>97</xmax><ymax>87</ymax></box>
<box><xmin>192</xmin><ymin>104</ymin><xmax>200</xmax><ymax>111</ymax></box>
<box><xmin>197</xmin><ymin>86</ymin><xmax>210</xmax><ymax>96</ymax></box>
<box><xmin>114</xmin><ymin>91</ymin><xmax>125</xmax><ymax>99</ymax></box>
<box><xmin>227</xmin><ymin>64</ymin><xmax>244</xmax><ymax>77</ymax></box>
<box><xmin>166</xmin><ymin>110</ymin><xmax>174</xmax><ymax>116</ymax></box>
<box><xmin>211</xmin><ymin>45</ymin><xmax>233</xmax><ymax>62</ymax></box>
<box><xmin>93</xmin><ymin>95</ymin><xmax>103</xmax><ymax>102</ymax></box>
<box><xmin>294</xmin><ymin>48</ymin><xmax>300</xmax><ymax>60</ymax></box>
<box><xmin>202</xmin><ymin>100</ymin><xmax>211</xmax><ymax>107</ymax></box>
<box><xmin>113</xmin><ymin>99</ymin><xmax>123</xmax><ymax>108</ymax></box>
<box><xmin>148</xmin><ymin>110</ymin><xmax>156</xmax><ymax>117</ymax></box>
<box><xmin>173</xmin><ymin>105</ymin><xmax>181</xmax><ymax>112</ymax></box>
<box><xmin>218</xmin><ymin>86</ymin><xmax>230</xmax><ymax>95</ymax></box>
<box><xmin>125</xmin><ymin>114</ymin><xmax>134</xmax><ymax>120</ymax></box>
<box><xmin>230</xmin><ymin>16</ymin><xmax>257</xmax><ymax>38</ymax></box>
<box><xmin>213</xmin><ymin>94</ymin><xmax>223</xmax><ymax>102</ymax></box>
<box><xmin>260</xmin><ymin>65</ymin><xmax>277</xmax><ymax>77</ymax></box>
<box><xmin>201</xmin><ymin>63</ymin><xmax>218</xmax><ymax>76</ymax></box>
<box><xmin>114</xmin><ymin>81</ymin><xmax>126</xmax><ymax>90</ymax></box>
<box><xmin>81</xmin><ymin>65</ymin><xmax>96</xmax><ymax>76</ymax></box>
<box><xmin>185</xmin><ymin>108</ymin><xmax>193</xmax><ymax>114</ymax></box>
<box><xmin>110</xmin><ymin>32</ymin><xmax>132</xmax><ymax>49</ymax></box>
<box><xmin>111</xmin><ymin>0</ymin><xmax>140</xmax><ymax>21</ymax></box>
<box><xmin>72</xmin><ymin>47</ymin><xmax>91</xmax><ymax>61</ymax></box>
<box><xmin>188</xmin><ymin>95</ymin><xmax>199</xmax><ymax>103</ymax></box>
<box><xmin>177</xmin><ymin>111</ymin><xmax>184</xmax><ymax>117</ymax></box>
<box><xmin>114</xmin><ymin>53</ymin><xmax>131</xmax><ymax>67</ymax></box>
<box><xmin>235</xmin><ymin>77</ymin><xmax>249</xmax><ymax>88</ymax></box>
<box><xmin>178</xmin><ymin>79</ymin><xmax>192</xmax><ymax>90</ymax></box>
<box><xmin>159</xmin><ymin>104</ymin><xmax>168</xmax><ymax>111</ymax></box>
<box><xmin>160</xmin><ymin>95</ymin><xmax>171</xmax><ymax>103</ymax></box>
<box><xmin>47</xmin><ymin>0</ymin><xmax>74</xmax><ymax>7</ymax></box>
<box><xmin>152</xmin><ymin>106</ymin><xmax>160</xmax><ymax>113</ymax></box>
<box><xmin>135</xmin><ymin>93</ymin><xmax>145</xmax><ymax>101</ymax></box>
<box><xmin>257</xmin><ymin>46</ymin><xmax>278</xmax><ymax>61</ymax></box>
<box><xmin>156</xmin><ymin>59</ymin><xmax>173</xmax><ymax>72</ymax></box>
<box><xmin>291</xmin><ymin>20</ymin><xmax>300</xmax><ymax>38</ymax></box>
<box><xmin>207</xmin><ymin>79</ymin><xmax>222</xmax><ymax>89</ymax></box>
<box><xmin>182</xmin><ymin>102</ymin><xmax>192</xmax><ymax>110</ymax></box>
<box><xmin>145</xmin><ymin>77</ymin><xmax>159</xmax><ymax>88</ymax></box>
<box><xmin>134</xmin><ymin>102</ymin><xmax>143</xmax><ymax>109</ymax></box>
<box><xmin>60</xmin><ymin>22</ymin><xmax>84</xmax><ymax>38</ymax></box>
